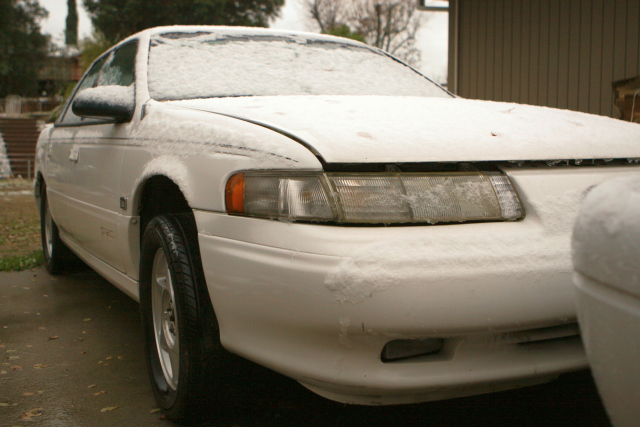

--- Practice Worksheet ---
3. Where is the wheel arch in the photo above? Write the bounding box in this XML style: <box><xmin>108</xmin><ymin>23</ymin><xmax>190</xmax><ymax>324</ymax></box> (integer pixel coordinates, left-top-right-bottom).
<box><xmin>135</xmin><ymin>174</ymin><xmax>192</xmax><ymax>242</ymax></box>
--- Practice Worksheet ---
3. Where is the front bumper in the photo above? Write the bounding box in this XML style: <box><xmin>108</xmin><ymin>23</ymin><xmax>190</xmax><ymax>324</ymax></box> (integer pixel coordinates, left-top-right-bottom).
<box><xmin>194</xmin><ymin>211</ymin><xmax>586</xmax><ymax>404</ymax></box>
<box><xmin>194</xmin><ymin>165</ymin><xmax>640</xmax><ymax>404</ymax></box>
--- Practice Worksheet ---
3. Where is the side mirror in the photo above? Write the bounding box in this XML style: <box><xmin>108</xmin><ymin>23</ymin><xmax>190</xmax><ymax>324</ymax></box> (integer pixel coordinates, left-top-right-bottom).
<box><xmin>72</xmin><ymin>85</ymin><xmax>135</xmax><ymax>123</ymax></box>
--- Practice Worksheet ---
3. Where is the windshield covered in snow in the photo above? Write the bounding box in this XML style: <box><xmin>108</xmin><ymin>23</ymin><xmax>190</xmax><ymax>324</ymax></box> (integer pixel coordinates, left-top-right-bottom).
<box><xmin>147</xmin><ymin>32</ymin><xmax>450</xmax><ymax>100</ymax></box>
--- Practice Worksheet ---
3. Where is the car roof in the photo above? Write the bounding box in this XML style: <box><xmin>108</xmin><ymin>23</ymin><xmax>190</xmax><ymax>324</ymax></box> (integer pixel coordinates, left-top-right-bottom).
<box><xmin>140</xmin><ymin>25</ymin><xmax>368</xmax><ymax>48</ymax></box>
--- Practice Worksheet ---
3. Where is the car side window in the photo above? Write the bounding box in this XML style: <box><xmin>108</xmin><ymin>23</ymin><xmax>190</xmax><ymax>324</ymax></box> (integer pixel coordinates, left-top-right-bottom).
<box><xmin>58</xmin><ymin>55</ymin><xmax>108</xmax><ymax>125</ymax></box>
<box><xmin>59</xmin><ymin>41</ymin><xmax>137</xmax><ymax>125</ymax></box>
<box><xmin>98</xmin><ymin>42</ymin><xmax>137</xmax><ymax>87</ymax></box>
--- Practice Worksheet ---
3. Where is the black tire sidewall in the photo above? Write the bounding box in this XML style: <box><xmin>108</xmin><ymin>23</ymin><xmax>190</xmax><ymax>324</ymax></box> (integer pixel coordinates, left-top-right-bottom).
<box><xmin>139</xmin><ymin>213</ymin><xmax>213</xmax><ymax>420</ymax></box>
<box><xmin>40</xmin><ymin>184</ymin><xmax>66</xmax><ymax>274</ymax></box>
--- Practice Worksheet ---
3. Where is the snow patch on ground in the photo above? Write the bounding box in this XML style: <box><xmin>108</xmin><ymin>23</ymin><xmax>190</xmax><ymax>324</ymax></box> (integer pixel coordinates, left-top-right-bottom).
<box><xmin>0</xmin><ymin>132</ymin><xmax>11</xmax><ymax>178</ymax></box>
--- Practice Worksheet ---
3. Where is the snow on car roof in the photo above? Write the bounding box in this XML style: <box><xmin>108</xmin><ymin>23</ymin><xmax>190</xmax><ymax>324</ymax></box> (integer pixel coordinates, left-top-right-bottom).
<box><xmin>143</xmin><ymin>25</ymin><xmax>369</xmax><ymax>47</ymax></box>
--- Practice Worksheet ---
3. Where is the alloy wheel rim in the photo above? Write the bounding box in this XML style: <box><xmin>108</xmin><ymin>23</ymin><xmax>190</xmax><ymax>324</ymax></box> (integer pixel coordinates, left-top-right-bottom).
<box><xmin>151</xmin><ymin>248</ymin><xmax>179</xmax><ymax>390</ymax></box>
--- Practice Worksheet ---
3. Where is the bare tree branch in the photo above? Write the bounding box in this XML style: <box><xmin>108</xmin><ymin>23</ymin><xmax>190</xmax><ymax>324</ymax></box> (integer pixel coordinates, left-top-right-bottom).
<box><xmin>303</xmin><ymin>0</ymin><xmax>348</xmax><ymax>33</ymax></box>
<box><xmin>302</xmin><ymin>0</ymin><xmax>426</xmax><ymax>66</ymax></box>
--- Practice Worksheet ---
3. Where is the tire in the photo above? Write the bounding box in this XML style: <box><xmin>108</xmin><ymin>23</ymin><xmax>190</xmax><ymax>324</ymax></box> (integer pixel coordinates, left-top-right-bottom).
<box><xmin>40</xmin><ymin>183</ymin><xmax>75</xmax><ymax>275</ymax></box>
<box><xmin>139</xmin><ymin>213</ymin><xmax>229</xmax><ymax>422</ymax></box>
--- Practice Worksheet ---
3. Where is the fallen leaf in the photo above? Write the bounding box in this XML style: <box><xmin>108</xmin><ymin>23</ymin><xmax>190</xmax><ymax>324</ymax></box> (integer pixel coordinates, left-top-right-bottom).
<box><xmin>80</xmin><ymin>351</ymin><xmax>87</xmax><ymax>354</ymax></box>
<box><xmin>20</xmin><ymin>407</ymin><xmax>43</xmax><ymax>420</ymax></box>
<box><xmin>33</xmin><ymin>364</ymin><xmax>47</xmax><ymax>369</ymax></box>
<box><xmin>103</xmin><ymin>363</ymin><xmax>110</xmax><ymax>366</ymax></box>
<box><xmin>38</xmin><ymin>327</ymin><xmax>46</xmax><ymax>330</ymax></box>
<box><xmin>87</xmin><ymin>384</ymin><xmax>97</xmax><ymax>389</ymax></box>
<box><xmin>100</xmin><ymin>406</ymin><xmax>122</xmax><ymax>413</ymax></box>
<box><xmin>150</xmin><ymin>408</ymin><xmax>161</xmax><ymax>413</ymax></box>
<box><xmin>10</xmin><ymin>365</ymin><xmax>22</xmax><ymax>370</ymax></box>
<box><xmin>0</xmin><ymin>371</ymin><xmax>6</xmax><ymax>375</ymax></box>
<box><xmin>75</xmin><ymin>338</ymin><xmax>85</xmax><ymax>342</ymax></box>
<box><xmin>22</xmin><ymin>392</ymin><xmax>35</xmax><ymax>396</ymax></box>
<box><xmin>7</xmin><ymin>356</ymin><xmax>19</xmax><ymax>360</ymax></box>
<box><xmin>97</xmin><ymin>361</ymin><xmax>103</xmax><ymax>364</ymax></box>
<box><xmin>0</xmin><ymin>403</ymin><xmax>8</xmax><ymax>406</ymax></box>
<box><xmin>105</xmin><ymin>356</ymin><xmax>112</xmax><ymax>360</ymax></box>
<box><xmin>5</xmin><ymin>350</ymin><xmax>16</xmax><ymax>353</ymax></box>
<box><xmin>117</xmin><ymin>356</ymin><xmax>123</xmax><ymax>360</ymax></box>
<box><xmin>92</xmin><ymin>391</ymin><xmax>106</xmax><ymax>396</ymax></box>
<box><xmin>22</xmin><ymin>287</ymin><xmax>30</xmax><ymax>290</ymax></box>
<box><xmin>25</xmin><ymin>345</ymin><xmax>32</xmax><ymax>348</ymax></box>
<box><xmin>48</xmin><ymin>336</ymin><xmax>59</xmax><ymax>340</ymax></box>
<box><xmin>83</xmin><ymin>318</ymin><xmax>91</xmax><ymax>322</ymax></box>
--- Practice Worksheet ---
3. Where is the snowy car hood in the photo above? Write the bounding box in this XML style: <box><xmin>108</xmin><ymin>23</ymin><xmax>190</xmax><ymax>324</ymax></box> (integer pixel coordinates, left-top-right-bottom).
<box><xmin>167</xmin><ymin>96</ymin><xmax>640</xmax><ymax>163</ymax></box>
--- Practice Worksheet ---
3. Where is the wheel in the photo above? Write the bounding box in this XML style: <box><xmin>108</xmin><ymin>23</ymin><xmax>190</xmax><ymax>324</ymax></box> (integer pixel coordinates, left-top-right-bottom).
<box><xmin>40</xmin><ymin>183</ymin><xmax>75</xmax><ymax>274</ymax></box>
<box><xmin>139</xmin><ymin>213</ymin><xmax>228</xmax><ymax>421</ymax></box>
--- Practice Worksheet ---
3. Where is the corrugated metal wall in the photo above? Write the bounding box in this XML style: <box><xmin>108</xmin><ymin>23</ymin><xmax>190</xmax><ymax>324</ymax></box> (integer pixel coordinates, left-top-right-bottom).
<box><xmin>451</xmin><ymin>0</ymin><xmax>640</xmax><ymax>118</ymax></box>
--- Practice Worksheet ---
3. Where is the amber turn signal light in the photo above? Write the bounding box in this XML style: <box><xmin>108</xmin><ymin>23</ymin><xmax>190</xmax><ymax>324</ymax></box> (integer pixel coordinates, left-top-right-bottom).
<box><xmin>225</xmin><ymin>172</ymin><xmax>244</xmax><ymax>214</ymax></box>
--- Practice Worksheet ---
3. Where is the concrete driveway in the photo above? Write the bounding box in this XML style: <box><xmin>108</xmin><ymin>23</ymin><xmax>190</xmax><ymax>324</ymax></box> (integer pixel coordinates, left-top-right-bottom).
<box><xmin>0</xmin><ymin>268</ymin><xmax>611</xmax><ymax>426</ymax></box>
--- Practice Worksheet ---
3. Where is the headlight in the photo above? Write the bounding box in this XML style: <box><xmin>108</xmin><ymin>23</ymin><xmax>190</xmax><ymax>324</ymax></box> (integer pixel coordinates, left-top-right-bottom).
<box><xmin>226</xmin><ymin>171</ymin><xmax>524</xmax><ymax>224</ymax></box>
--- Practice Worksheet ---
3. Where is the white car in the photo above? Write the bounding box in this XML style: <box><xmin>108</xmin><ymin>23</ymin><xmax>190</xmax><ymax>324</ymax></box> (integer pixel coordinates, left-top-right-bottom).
<box><xmin>573</xmin><ymin>176</ymin><xmax>640</xmax><ymax>427</ymax></box>
<box><xmin>34</xmin><ymin>26</ymin><xmax>640</xmax><ymax>421</ymax></box>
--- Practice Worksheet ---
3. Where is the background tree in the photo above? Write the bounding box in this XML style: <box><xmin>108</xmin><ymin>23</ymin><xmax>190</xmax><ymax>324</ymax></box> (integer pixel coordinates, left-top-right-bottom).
<box><xmin>304</xmin><ymin>0</ymin><xmax>424</xmax><ymax>66</ymax></box>
<box><xmin>324</xmin><ymin>24</ymin><xmax>364</xmax><ymax>43</ymax></box>
<box><xmin>0</xmin><ymin>0</ymin><xmax>49</xmax><ymax>97</ymax></box>
<box><xmin>66</xmin><ymin>0</ymin><xmax>78</xmax><ymax>46</ymax></box>
<box><xmin>84</xmin><ymin>0</ymin><xmax>285</xmax><ymax>44</ymax></box>
<box><xmin>306</xmin><ymin>0</ymin><xmax>347</xmax><ymax>33</ymax></box>
<box><xmin>79</xmin><ymin>30</ymin><xmax>112</xmax><ymax>71</ymax></box>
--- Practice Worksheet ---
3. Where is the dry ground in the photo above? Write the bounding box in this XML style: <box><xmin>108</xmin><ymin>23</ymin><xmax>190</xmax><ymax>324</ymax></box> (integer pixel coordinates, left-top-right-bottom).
<box><xmin>0</xmin><ymin>178</ymin><xmax>43</xmax><ymax>271</ymax></box>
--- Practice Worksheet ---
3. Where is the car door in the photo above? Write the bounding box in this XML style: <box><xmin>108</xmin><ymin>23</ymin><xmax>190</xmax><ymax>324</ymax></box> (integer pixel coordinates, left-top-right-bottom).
<box><xmin>46</xmin><ymin>41</ymin><xmax>137</xmax><ymax>273</ymax></box>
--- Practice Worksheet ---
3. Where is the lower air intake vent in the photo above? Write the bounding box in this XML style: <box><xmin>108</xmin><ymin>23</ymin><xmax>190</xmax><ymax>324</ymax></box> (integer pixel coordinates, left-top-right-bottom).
<box><xmin>502</xmin><ymin>323</ymin><xmax>580</xmax><ymax>345</ymax></box>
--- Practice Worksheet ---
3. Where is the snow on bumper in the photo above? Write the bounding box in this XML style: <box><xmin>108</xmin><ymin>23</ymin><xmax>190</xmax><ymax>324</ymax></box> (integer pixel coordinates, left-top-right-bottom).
<box><xmin>194</xmin><ymin>212</ymin><xmax>585</xmax><ymax>403</ymax></box>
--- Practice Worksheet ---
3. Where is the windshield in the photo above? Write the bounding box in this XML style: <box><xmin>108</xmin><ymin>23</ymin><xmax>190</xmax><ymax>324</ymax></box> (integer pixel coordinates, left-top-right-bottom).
<box><xmin>147</xmin><ymin>32</ymin><xmax>451</xmax><ymax>101</ymax></box>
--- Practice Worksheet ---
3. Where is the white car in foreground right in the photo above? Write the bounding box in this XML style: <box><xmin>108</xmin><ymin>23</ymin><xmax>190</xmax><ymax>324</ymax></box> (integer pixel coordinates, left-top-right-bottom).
<box><xmin>573</xmin><ymin>177</ymin><xmax>640</xmax><ymax>427</ymax></box>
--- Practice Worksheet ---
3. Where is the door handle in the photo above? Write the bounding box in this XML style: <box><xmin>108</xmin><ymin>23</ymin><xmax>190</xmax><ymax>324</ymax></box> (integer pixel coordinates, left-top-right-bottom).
<box><xmin>69</xmin><ymin>146</ymin><xmax>79</xmax><ymax>163</ymax></box>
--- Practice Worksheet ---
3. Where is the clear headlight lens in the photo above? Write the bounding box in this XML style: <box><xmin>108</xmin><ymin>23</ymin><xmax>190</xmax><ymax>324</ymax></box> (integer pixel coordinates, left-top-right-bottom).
<box><xmin>226</xmin><ymin>171</ymin><xmax>523</xmax><ymax>224</ymax></box>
